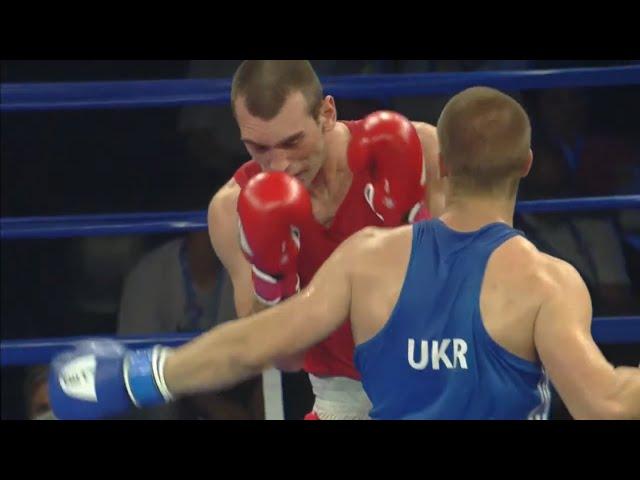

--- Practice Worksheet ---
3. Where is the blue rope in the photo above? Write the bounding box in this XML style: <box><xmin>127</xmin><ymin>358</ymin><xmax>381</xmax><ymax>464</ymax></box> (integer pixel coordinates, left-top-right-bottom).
<box><xmin>3</xmin><ymin>66</ymin><xmax>639</xmax><ymax>111</ymax></box>
<box><xmin>2</xmin><ymin>316</ymin><xmax>638</xmax><ymax>366</ymax></box>
<box><xmin>2</xmin><ymin>196</ymin><xmax>638</xmax><ymax>240</ymax></box>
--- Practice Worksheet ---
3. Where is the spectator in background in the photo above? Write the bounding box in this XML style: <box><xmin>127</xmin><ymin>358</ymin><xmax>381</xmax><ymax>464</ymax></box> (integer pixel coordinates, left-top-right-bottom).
<box><xmin>396</xmin><ymin>60</ymin><xmax>532</xmax><ymax>73</ymax></box>
<box><xmin>25</xmin><ymin>366</ymin><xmax>54</xmax><ymax>420</ymax></box>
<box><xmin>529</xmin><ymin>88</ymin><xmax>638</xmax><ymax>197</ymax></box>
<box><xmin>518</xmin><ymin>90</ymin><xmax>638</xmax><ymax>315</ymax></box>
<box><xmin>391</xmin><ymin>60</ymin><xmax>531</xmax><ymax>126</ymax></box>
<box><xmin>68</xmin><ymin>236</ymin><xmax>146</xmax><ymax>336</ymax></box>
<box><xmin>178</xmin><ymin>60</ymin><xmax>247</xmax><ymax>182</ymax></box>
<box><xmin>118</xmin><ymin>230</ymin><xmax>263</xmax><ymax>419</ymax></box>
<box><xmin>118</xmin><ymin>230</ymin><xmax>235</xmax><ymax>333</ymax></box>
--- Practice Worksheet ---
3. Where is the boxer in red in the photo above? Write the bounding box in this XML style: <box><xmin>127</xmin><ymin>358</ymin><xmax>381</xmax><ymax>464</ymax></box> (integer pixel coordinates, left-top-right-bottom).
<box><xmin>209</xmin><ymin>61</ymin><xmax>442</xmax><ymax>419</ymax></box>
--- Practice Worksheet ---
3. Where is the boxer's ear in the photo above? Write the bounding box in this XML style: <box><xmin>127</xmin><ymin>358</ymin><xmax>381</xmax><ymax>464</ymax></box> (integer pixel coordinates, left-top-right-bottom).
<box><xmin>521</xmin><ymin>149</ymin><xmax>533</xmax><ymax>178</ymax></box>
<box><xmin>319</xmin><ymin>95</ymin><xmax>337</xmax><ymax>133</ymax></box>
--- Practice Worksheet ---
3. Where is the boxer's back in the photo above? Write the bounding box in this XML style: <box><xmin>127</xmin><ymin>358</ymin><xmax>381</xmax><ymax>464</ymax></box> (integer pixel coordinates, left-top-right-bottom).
<box><xmin>354</xmin><ymin>219</ymin><xmax>551</xmax><ymax>419</ymax></box>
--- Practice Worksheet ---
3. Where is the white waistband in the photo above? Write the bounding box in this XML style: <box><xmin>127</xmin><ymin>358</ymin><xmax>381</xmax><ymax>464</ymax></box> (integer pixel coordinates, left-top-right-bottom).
<box><xmin>309</xmin><ymin>374</ymin><xmax>372</xmax><ymax>420</ymax></box>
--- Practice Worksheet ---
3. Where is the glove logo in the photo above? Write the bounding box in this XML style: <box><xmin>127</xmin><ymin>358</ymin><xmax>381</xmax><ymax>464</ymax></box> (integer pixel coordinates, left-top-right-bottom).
<box><xmin>59</xmin><ymin>355</ymin><xmax>98</xmax><ymax>402</ymax></box>
<box><xmin>237</xmin><ymin>219</ymin><xmax>254</xmax><ymax>257</ymax></box>
<box><xmin>290</xmin><ymin>226</ymin><xmax>301</xmax><ymax>250</ymax></box>
<box><xmin>363</xmin><ymin>183</ymin><xmax>384</xmax><ymax>222</ymax></box>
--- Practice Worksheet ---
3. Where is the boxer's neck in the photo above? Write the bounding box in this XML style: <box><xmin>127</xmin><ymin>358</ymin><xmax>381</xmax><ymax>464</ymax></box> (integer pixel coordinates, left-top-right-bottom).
<box><xmin>441</xmin><ymin>193</ymin><xmax>516</xmax><ymax>232</ymax></box>
<box><xmin>304</xmin><ymin>122</ymin><xmax>353</xmax><ymax>227</ymax></box>
<box><xmin>309</xmin><ymin>122</ymin><xmax>352</xmax><ymax>200</ymax></box>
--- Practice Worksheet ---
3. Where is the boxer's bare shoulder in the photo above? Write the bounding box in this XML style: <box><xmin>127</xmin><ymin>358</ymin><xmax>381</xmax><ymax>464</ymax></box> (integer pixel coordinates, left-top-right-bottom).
<box><xmin>477</xmin><ymin>235</ymin><xmax>556</xmax><ymax>360</ymax></box>
<box><xmin>208</xmin><ymin>179</ymin><xmax>242</xmax><ymax>259</ymax></box>
<box><xmin>485</xmin><ymin>235</ymin><xmax>580</xmax><ymax>308</ymax></box>
<box><xmin>208</xmin><ymin>178</ymin><xmax>255</xmax><ymax>316</ymax></box>
<box><xmin>209</xmin><ymin>178</ymin><xmax>241</xmax><ymax>216</ymax></box>
<box><xmin>411</xmin><ymin>122</ymin><xmax>444</xmax><ymax>217</ymax></box>
<box><xmin>527</xmin><ymin>244</ymin><xmax>637</xmax><ymax>419</ymax></box>
<box><xmin>345</xmin><ymin>226</ymin><xmax>414</xmax><ymax>344</ymax></box>
<box><xmin>411</xmin><ymin>122</ymin><xmax>437</xmax><ymax>148</ymax></box>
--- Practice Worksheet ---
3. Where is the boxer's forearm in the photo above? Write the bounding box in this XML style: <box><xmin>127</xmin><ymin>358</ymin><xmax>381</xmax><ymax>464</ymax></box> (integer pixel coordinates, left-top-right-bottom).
<box><xmin>162</xmin><ymin>319</ymin><xmax>264</xmax><ymax>397</ymax></box>
<box><xmin>610</xmin><ymin>366</ymin><xmax>640</xmax><ymax>420</ymax></box>
<box><xmin>162</xmin><ymin>238</ymin><xmax>356</xmax><ymax>396</ymax></box>
<box><xmin>252</xmin><ymin>296</ymin><xmax>306</xmax><ymax>372</ymax></box>
<box><xmin>251</xmin><ymin>299</ymin><xmax>270</xmax><ymax>314</ymax></box>
<box><xmin>162</xmin><ymin>293</ymin><xmax>314</xmax><ymax>395</ymax></box>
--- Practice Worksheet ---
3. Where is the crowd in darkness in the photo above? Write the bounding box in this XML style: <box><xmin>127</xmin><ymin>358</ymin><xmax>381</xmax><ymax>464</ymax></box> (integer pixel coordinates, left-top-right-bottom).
<box><xmin>2</xmin><ymin>60</ymin><xmax>639</xmax><ymax>419</ymax></box>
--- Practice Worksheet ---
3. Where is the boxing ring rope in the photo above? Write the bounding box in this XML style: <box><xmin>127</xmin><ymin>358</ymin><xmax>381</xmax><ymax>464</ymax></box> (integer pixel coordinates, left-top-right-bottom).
<box><xmin>2</xmin><ymin>65</ymin><xmax>639</xmax><ymax>418</ymax></box>
<box><xmin>2</xmin><ymin>65</ymin><xmax>640</xmax><ymax>111</ymax></box>
<box><xmin>3</xmin><ymin>315</ymin><xmax>639</xmax><ymax>367</ymax></box>
<box><xmin>2</xmin><ymin>195</ymin><xmax>639</xmax><ymax>240</ymax></box>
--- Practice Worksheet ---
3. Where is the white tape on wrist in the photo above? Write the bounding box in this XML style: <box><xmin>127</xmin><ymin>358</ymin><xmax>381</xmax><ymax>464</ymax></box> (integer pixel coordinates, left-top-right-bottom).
<box><xmin>153</xmin><ymin>346</ymin><xmax>175</xmax><ymax>402</ymax></box>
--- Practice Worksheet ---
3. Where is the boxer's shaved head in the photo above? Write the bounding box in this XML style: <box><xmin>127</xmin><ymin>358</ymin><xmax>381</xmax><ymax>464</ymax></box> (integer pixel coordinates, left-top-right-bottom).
<box><xmin>232</xmin><ymin>61</ymin><xmax>323</xmax><ymax>121</ymax></box>
<box><xmin>438</xmin><ymin>87</ymin><xmax>532</xmax><ymax>198</ymax></box>
<box><xmin>230</xmin><ymin>61</ymin><xmax>337</xmax><ymax>187</ymax></box>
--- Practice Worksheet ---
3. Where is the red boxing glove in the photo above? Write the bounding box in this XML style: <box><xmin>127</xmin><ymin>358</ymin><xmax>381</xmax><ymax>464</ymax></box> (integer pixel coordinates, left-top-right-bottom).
<box><xmin>237</xmin><ymin>172</ymin><xmax>314</xmax><ymax>305</ymax></box>
<box><xmin>348</xmin><ymin>111</ymin><xmax>425</xmax><ymax>226</ymax></box>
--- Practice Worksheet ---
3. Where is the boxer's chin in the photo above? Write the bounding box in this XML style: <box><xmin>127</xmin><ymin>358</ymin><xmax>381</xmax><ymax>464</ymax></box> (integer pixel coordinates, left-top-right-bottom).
<box><xmin>293</xmin><ymin>170</ymin><xmax>311</xmax><ymax>186</ymax></box>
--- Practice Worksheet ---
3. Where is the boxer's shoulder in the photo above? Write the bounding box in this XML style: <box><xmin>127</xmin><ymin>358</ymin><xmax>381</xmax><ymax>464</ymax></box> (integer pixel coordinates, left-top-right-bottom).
<box><xmin>485</xmin><ymin>235</ymin><xmax>540</xmax><ymax>280</ymax></box>
<box><xmin>208</xmin><ymin>180</ymin><xmax>242</xmax><ymax>260</ymax></box>
<box><xmin>536</xmin><ymin>250</ymin><xmax>588</xmax><ymax>300</ymax></box>
<box><xmin>411</xmin><ymin>121</ymin><xmax>437</xmax><ymax>143</ymax></box>
<box><xmin>209</xmin><ymin>179</ymin><xmax>241</xmax><ymax>223</ymax></box>
<box><xmin>350</xmin><ymin>224</ymin><xmax>409</xmax><ymax>244</ymax></box>
<box><xmin>343</xmin><ymin>225</ymin><xmax>413</xmax><ymax>274</ymax></box>
<box><xmin>486</xmin><ymin>235</ymin><xmax>577</xmax><ymax>307</ymax></box>
<box><xmin>411</xmin><ymin>121</ymin><xmax>438</xmax><ymax>169</ymax></box>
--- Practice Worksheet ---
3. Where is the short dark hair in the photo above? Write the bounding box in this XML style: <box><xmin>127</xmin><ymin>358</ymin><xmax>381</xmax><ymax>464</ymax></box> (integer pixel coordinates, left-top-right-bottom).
<box><xmin>231</xmin><ymin>60</ymin><xmax>323</xmax><ymax>120</ymax></box>
<box><xmin>438</xmin><ymin>86</ymin><xmax>531</xmax><ymax>196</ymax></box>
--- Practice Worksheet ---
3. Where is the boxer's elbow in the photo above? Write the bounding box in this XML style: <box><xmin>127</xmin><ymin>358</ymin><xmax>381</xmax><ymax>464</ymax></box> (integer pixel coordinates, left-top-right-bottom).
<box><xmin>600</xmin><ymin>400</ymin><xmax>630</xmax><ymax>420</ymax></box>
<box><xmin>411</xmin><ymin>121</ymin><xmax>436</xmax><ymax>134</ymax></box>
<box><xmin>242</xmin><ymin>336</ymin><xmax>304</xmax><ymax>373</ymax></box>
<box><xmin>274</xmin><ymin>353</ymin><xmax>305</xmax><ymax>372</ymax></box>
<box><xmin>572</xmin><ymin>399</ymin><xmax>627</xmax><ymax>420</ymax></box>
<box><xmin>568</xmin><ymin>369</ymin><xmax>640</xmax><ymax>420</ymax></box>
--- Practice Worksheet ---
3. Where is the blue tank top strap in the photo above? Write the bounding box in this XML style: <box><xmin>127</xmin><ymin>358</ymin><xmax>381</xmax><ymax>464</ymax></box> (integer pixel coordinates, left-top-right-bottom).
<box><xmin>425</xmin><ymin>219</ymin><xmax>524</xmax><ymax>257</ymax></box>
<box><xmin>411</xmin><ymin>219</ymin><xmax>524</xmax><ymax>294</ymax></box>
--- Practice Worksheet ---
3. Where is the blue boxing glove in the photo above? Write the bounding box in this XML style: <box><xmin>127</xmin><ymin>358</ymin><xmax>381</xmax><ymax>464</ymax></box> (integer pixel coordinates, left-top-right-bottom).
<box><xmin>48</xmin><ymin>339</ymin><xmax>174</xmax><ymax>420</ymax></box>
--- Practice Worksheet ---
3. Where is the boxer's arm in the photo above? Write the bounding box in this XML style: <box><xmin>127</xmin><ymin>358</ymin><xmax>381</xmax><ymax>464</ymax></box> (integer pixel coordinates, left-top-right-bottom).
<box><xmin>412</xmin><ymin>122</ymin><xmax>446</xmax><ymax>218</ymax></box>
<box><xmin>208</xmin><ymin>182</ymin><xmax>305</xmax><ymax>371</ymax></box>
<box><xmin>162</xmin><ymin>229</ymin><xmax>359</xmax><ymax>396</ymax></box>
<box><xmin>534</xmin><ymin>258</ymin><xmax>640</xmax><ymax>419</ymax></box>
<box><xmin>208</xmin><ymin>182</ymin><xmax>256</xmax><ymax>318</ymax></box>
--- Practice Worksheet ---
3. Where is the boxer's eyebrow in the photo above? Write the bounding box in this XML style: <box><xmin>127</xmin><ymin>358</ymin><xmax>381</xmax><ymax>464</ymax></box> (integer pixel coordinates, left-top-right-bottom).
<box><xmin>275</xmin><ymin>131</ymin><xmax>304</xmax><ymax>147</ymax></box>
<box><xmin>242</xmin><ymin>138</ymin><xmax>268</xmax><ymax>150</ymax></box>
<box><xmin>242</xmin><ymin>131</ymin><xmax>304</xmax><ymax>150</ymax></box>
